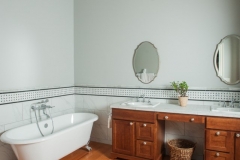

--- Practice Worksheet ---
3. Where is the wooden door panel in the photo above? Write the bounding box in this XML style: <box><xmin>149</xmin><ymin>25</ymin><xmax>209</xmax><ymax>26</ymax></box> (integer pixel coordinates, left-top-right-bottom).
<box><xmin>112</xmin><ymin>119</ymin><xmax>135</xmax><ymax>156</ymax></box>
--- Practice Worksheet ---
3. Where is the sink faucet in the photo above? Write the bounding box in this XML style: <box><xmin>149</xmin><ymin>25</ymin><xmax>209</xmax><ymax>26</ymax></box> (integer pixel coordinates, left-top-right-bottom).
<box><xmin>141</xmin><ymin>94</ymin><xmax>145</xmax><ymax>102</ymax></box>
<box><xmin>230</xmin><ymin>99</ymin><xmax>235</xmax><ymax>108</ymax></box>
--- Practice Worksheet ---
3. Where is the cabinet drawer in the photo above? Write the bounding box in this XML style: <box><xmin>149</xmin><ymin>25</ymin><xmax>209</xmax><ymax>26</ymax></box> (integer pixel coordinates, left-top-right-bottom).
<box><xmin>207</xmin><ymin>117</ymin><xmax>240</xmax><ymax>131</ymax></box>
<box><xmin>136</xmin><ymin>140</ymin><xmax>153</xmax><ymax>159</ymax></box>
<box><xmin>205</xmin><ymin>150</ymin><xmax>231</xmax><ymax>160</ymax></box>
<box><xmin>157</xmin><ymin>113</ymin><xmax>205</xmax><ymax>123</ymax></box>
<box><xmin>136</xmin><ymin>122</ymin><xmax>154</xmax><ymax>141</ymax></box>
<box><xmin>205</xmin><ymin>129</ymin><xmax>234</xmax><ymax>152</ymax></box>
<box><xmin>112</xmin><ymin>108</ymin><xmax>154</xmax><ymax>123</ymax></box>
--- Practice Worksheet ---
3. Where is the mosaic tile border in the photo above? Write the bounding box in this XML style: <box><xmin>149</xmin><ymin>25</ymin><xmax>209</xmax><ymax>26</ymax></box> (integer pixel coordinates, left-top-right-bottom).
<box><xmin>0</xmin><ymin>86</ymin><xmax>239</xmax><ymax>105</ymax></box>
<box><xmin>75</xmin><ymin>86</ymin><xmax>240</xmax><ymax>102</ymax></box>
<box><xmin>0</xmin><ymin>87</ymin><xmax>75</xmax><ymax>105</ymax></box>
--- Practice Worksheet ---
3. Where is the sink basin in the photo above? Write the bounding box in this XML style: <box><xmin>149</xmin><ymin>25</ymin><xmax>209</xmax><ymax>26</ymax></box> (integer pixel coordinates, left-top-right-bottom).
<box><xmin>121</xmin><ymin>101</ymin><xmax>160</xmax><ymax>108</ymax></box>
<box><xmin>211</xmin><ymin>107</ymin><xmax>240</xmax><ymax>113</ymax></box>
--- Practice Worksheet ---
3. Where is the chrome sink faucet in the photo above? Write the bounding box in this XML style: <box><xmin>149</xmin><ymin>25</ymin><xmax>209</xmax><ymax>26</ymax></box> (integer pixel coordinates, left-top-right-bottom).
<box><xmin>141</xmin><ymin>94</ymin><xmax>145</xmax><ymax>102</ymax></box>
<box><xmin>137</xmin><ymin>94</ymin><xmax>146</xmax><ymax>102</ymax></box>
<box><xmin>230</xmin><ymin>98</ymin><xmax>235</xmax><ymax>108</ymax></box>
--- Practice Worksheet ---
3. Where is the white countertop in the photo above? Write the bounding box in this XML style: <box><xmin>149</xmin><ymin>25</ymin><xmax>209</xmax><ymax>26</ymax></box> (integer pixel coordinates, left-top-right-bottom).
<box><xmin>110</xmin><ymin>102</ymin><xmax>240</xmax><ymax>118</ymax></box>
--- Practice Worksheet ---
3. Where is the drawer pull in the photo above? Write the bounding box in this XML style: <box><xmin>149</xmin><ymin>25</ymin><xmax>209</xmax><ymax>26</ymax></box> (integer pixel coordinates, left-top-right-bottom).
<box><xmin>143</xmin><ymin>142</ymin><xmax>147</xmax><ymax>145</ymax></box>
<box><xmin>216</xmin><ymin>152</ymin><xmax>220</xmax><ymax>157</ymax></box>
<box><xmin>236</xmin><ymin>134</ymin><xmax>240</xmax><ymax>138</ymax></box>
<box><xmin>130</xmin><ymin>122</ymin><xmax>133</xmax><ymax>125</ymax></box>
<box><xmin>190</xmin><ymin>118</ymin><xmax>194</xmax><ymax>122</ymax></box>
<box><xmin>143</xmin><ymin>124</ymin><xmax>147</xmax><ymax>127</ymax></box>
<box><xmin>165</xmin><ymin>116</ymin><xmax>168</xmax><ymax>120</ymax></box>
<box><xmin>216</xmin><ymin>132</ymin><xmax>220</xmax><ymax>136</ymax></box>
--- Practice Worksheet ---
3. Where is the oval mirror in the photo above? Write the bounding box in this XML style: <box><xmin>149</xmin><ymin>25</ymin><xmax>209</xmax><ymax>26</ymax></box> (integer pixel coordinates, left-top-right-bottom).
<box><xmin>133</xmin><ymin>41</ymin><xmax>159</xmax><ymax>84</ymax></box>
<box><xmin>214</xmin><ymin>35</ymin><xmax>240</xmax><ymax>84</ymax></box>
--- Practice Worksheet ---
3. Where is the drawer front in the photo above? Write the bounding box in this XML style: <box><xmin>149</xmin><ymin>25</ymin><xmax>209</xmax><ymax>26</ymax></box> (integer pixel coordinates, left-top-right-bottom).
<box><xmin>112</xmin><ymin>108</ymin><xmax>154</xmax><ymax>123</ymax></box>
<box><xmin>206</xmin><ymin>129</ymin><xmax>234</xmax><ymax>152</ymax></box>
<box><xmin>157</xmin><ymin>113</ymin><xmax>205</xmax><ymax>123</ymax></box>
<box><xmin>136</xmin><ymin>140</ymin><xmax>153</xmax><ymax>159</ymax></box>
<box><xmin>136</xmin><ymin>122</ymin><xmax>154</xmax><ymax>141</ymax></box>
<box><xmin>205</xmin><ymin>150</ymin><xmax>231</xmax><ymax>160</ymax></box>
<box><xmin>207</xmin><ymin>117</ymin><xmax>240</xmax><ymax>131</ymax></box>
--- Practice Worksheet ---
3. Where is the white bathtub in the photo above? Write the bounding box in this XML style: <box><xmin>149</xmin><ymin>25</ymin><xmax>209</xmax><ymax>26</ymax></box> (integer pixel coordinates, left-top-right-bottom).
<box><xmin>1</xmin><ymin>113</ymin><xmax>98</xmax><ymax>160</ymax></box>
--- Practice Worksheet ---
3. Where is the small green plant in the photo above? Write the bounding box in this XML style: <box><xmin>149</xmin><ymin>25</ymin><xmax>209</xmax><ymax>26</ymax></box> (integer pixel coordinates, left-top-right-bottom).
<box><xmin>170</xmin><ymin>81</ymin><xmax>188</xmax><ymax>97</ymax></box>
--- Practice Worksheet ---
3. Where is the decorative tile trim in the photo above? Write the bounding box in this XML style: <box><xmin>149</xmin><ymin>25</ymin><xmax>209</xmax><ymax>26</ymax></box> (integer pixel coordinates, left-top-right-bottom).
<box><xmin>0</xmin><ymin>86</ymin><xmax>239</xmax><ymax>105</ymax></box>
<box><xmin>74</xmin><ymin>86</ymin><xmax>240</xmax><ymax>102</ymax></box>
<box><xmin>0</xmin><ymin>87</ymin><xmax>75</xmax><ymax>105</ymax></box>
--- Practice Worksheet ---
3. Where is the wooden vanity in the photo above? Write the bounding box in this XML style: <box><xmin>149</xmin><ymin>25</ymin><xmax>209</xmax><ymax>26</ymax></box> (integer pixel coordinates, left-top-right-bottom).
<box><xmin>110</xmin><ymin>108</ymin><xmax>240</xmax><ymax>160</ymax></box>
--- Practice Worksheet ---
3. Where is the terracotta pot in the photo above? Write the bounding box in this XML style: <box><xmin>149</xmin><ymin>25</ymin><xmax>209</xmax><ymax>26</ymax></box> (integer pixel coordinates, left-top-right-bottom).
<box><xmin>178</xmin><ymin>96</ymin><xmax>188</xmax><ymax>107</ymax></box>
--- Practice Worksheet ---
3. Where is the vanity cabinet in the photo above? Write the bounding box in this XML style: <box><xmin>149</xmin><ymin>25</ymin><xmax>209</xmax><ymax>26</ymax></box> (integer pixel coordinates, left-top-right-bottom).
<box><xmin>205</xmin><ymin>117</ymin><xmax>240</xmax><ymax>160</ymax></box>
<box><xmin>111</xmin><ymin>107</ymin><xmax>240</xmax><ymax>160</ymax></box>
<box><xmin>111</xmin><ymin>108</ymin><xmax>164</xmax><ymax>160</ymax></box>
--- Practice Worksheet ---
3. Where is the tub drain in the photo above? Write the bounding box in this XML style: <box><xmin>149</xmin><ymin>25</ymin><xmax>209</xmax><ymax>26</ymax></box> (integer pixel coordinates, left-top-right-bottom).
<box><xmin>44</xmin><ymin>123</ymin><xmax>48</xmax><ymax>128</ymax></box>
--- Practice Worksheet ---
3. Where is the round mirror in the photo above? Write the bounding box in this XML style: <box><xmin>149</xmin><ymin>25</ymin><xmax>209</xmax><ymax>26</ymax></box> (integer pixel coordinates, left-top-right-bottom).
<box><xmin>133</xmin><ymin>41</ymin><xmax>159</xmax><ymax>84</ymax></box>
<box><xmin>214</xmin><ymin>35</ymin><xmax>240</xmax><ymax>84</ymax></box>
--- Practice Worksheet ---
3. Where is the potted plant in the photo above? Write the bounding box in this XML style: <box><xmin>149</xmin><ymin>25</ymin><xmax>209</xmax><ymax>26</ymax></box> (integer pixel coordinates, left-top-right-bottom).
<box><xmin>170</xmin><ymin>81</ymin><xmax>189</xmax><ymax>107</ymax></box>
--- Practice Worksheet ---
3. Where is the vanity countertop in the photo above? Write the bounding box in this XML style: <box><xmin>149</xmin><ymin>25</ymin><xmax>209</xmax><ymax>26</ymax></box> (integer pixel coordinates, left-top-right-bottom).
<box><xmin>110</xmin><ymin>103</ymin><xmax>240</xmax><ymax>118</ymax></box>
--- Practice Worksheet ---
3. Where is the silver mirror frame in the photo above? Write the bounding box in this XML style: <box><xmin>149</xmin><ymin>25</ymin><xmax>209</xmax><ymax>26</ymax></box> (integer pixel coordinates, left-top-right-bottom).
<box><xmin>133</xmin><ymin>41</ymin><xmax>159</xmax><ymax>84</ymax></box>
<box><xmin>214</xmin><ymin>34</ymin><xmax>240</xmax><ymax>85</ymax></box>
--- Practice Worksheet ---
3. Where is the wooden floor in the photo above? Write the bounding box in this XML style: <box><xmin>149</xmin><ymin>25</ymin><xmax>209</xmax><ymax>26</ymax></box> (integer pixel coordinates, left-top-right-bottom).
<box><xmin>61</xmin><ymin>141</ymin><xmax>112</xmax><ymax>160</ymax></box>
<box><xmin>61</xmin><ymin>141</ymin><xmax>170</xmax><ymax>160</ymax></box>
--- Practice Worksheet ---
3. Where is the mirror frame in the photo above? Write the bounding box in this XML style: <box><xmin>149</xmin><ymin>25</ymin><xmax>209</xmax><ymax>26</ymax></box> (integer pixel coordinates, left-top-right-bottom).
<box><xmin>214</xmin><ymin>34</ymin><xmax>240</xmax><ymax>85</ymax></box>
<box><xmin>133</xmin><ymin>41</ymin><xmax>159</xmax><ymax>84</ymax></box>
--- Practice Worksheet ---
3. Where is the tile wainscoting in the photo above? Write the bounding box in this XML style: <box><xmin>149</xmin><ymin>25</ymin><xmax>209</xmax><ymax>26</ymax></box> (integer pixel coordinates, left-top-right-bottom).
<box><xmin>0</xmin><ymin>86</ymin><xmax>239</xmax><ymax>160</ymax></box>
<box><xmin>0</xmin><ymin>95</ymin><xmax>75</xmax><ymax>160</ymax></box>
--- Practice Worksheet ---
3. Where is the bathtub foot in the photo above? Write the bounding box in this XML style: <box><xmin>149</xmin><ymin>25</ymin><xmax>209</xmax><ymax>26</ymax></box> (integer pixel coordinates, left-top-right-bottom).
<box><xmin>86</xmin><ymin>145</ymin><xmax>92</xmax><ymax>151</ymax></box>
<box><xmin>85</xmin><ymin>141</ymin><xmax>92</xmax><ymax>151</ymax></box>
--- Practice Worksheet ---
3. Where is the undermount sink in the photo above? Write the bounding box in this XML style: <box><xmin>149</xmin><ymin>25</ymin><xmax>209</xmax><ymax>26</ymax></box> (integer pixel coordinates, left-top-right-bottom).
<box><xmin>121</xmin><ymin>101</ymin><xmax>160</xmax><ymax>108</ymax></box>
<box><xmin>211</xmin><ymin>107</ymin><xmax>240</xmax><ymax>113</ymax></box>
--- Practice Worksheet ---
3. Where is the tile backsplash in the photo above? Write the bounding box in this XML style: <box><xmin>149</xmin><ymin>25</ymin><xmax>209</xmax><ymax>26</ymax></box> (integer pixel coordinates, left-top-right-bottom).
<box><xmin>0</xmin><ymin>86</ymin><xmax>239</xmax><ymax>160</ymax></box>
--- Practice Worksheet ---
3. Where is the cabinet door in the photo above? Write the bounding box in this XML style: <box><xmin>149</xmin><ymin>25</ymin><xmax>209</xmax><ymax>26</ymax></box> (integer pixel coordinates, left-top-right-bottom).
<box><xmin>112</xmin><ymin>119</ymin><xmax>135</xmax><ymax>156</ymax></box>
<box><xmin>235</xmin><ymin>133</ymin><xmax>240</xmax><ymax>160</ymax></box>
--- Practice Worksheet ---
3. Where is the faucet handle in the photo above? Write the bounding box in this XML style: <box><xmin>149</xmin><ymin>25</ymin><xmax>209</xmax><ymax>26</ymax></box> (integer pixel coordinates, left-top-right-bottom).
<box><xmin>230</xmin><ymin>99</ymin><xmax>235</xmax><ymax>108</ymax></box>
<box><xmin>223</xmin><ymin>101</ymin><xmax>226</xmax><ymax>107</ymax></box>
<box><xmin>136</xmin><ymin>96</ymin><xmax>140</xmax><ymax>102</ymax></box>
<box><xmin>47</xmin><ymin>105</ymin><xmax>55</xmax><ymax>108</ymax></box>
<box><xmin>148</xmin><ymin>98</ymin><xmax>151</xmax><ymax>104</ymax></box>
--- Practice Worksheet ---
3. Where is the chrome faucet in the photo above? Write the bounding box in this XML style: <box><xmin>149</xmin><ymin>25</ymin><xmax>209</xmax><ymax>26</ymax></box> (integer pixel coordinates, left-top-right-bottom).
<box><xmin>31</xmin><ymin>99</ymin><xmax>54</xmax><ymax>119</ymax></box>
<box><xmin>141</xmin><ymin>94</ymin><xmax>145</xmax><ymax>102</ymax></box>
<box><xmin>223</xmin><ymin>101</ymin><xmax>226</xmax><ymax>107</ymax></box>
<box><xmin>230</xmin><ymin>99</ymin><xmax>235</xmax><ymax>108</ymax></box>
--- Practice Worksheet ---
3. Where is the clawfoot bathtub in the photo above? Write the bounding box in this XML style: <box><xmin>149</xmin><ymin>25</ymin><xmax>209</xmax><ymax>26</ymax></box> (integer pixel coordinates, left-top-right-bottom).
<box><xmin>1</xmin><ymin>113</ymin><xmax>98</xmax><ymax>160</ymax></box>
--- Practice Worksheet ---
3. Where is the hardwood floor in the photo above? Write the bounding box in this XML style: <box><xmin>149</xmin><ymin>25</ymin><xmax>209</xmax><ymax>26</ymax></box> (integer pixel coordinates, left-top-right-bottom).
<box><xmin>61</xmin><ymin>141</ymin><xmax>112</xmax><ymax>160</ymax></box>
<box><xmin>61</xmin><ymin>141</ymin><xmax>169</xmax><ymax>160</ymax></box>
